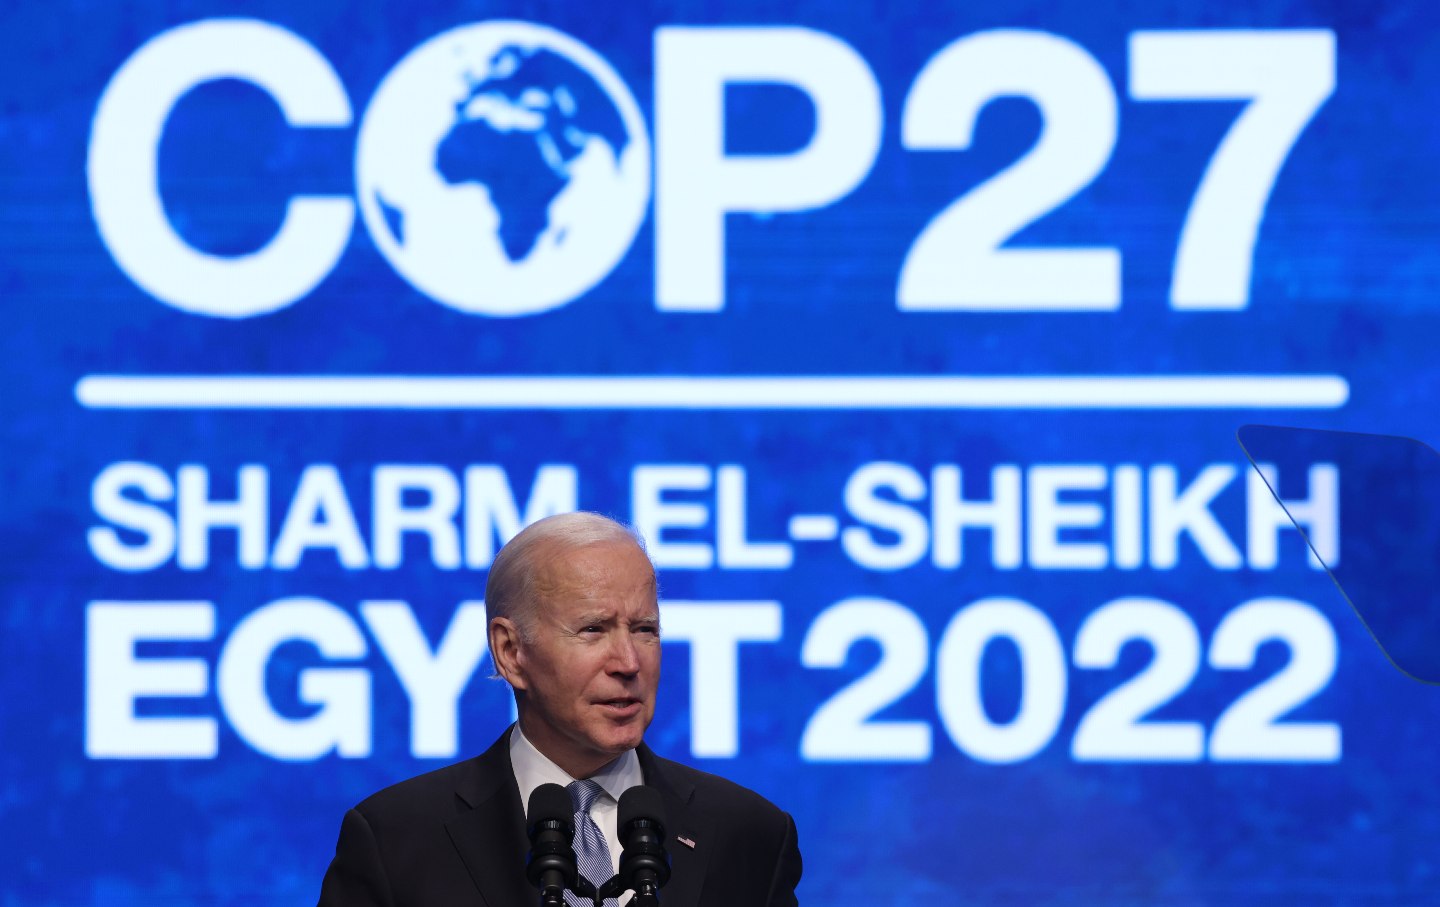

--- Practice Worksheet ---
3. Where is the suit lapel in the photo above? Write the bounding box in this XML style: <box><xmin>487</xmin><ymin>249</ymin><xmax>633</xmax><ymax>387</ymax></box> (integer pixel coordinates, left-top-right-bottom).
<box><xmin>445</xmin><ymin>729</ymin><xmax>534</xmax><ymax>907</ymax></box>
<box><xmin>637</xmin><ymin>744</ymin><xmax>710</xmax><ymax>907</ymax></box>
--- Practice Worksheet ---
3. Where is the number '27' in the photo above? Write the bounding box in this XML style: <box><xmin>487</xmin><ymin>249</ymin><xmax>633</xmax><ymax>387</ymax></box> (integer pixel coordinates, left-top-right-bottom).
<box><xmin>899</xmin><ymin>30</ymin><xmax>1335</xmax><ymax>311</ymax></box>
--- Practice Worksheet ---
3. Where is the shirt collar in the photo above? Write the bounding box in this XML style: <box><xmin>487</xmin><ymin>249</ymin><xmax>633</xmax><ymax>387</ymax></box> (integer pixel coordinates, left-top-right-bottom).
<box><xmin>509</xmin><ymin>723</ymin><xmax>643</xmax><ymax>809</ymax></box>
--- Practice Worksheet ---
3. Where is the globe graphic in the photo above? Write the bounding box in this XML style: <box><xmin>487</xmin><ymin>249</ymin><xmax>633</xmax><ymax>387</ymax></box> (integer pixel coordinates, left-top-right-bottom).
<box><xmin>355</xmin><ymin>22</ymin><xmax>651</xmax><ymax>315</ymax></box>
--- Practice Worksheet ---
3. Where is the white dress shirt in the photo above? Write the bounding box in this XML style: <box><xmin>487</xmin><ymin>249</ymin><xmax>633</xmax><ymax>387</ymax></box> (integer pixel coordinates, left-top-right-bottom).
<box><xmin>510</xmin><ymin>725</ymin><xmax>643</xmax><ymax>903</ymax></box>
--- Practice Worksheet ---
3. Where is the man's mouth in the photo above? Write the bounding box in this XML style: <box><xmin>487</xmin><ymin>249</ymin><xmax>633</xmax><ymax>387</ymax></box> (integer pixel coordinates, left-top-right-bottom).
<box><xmin>596</xmin><ymin>697</ymin><xmax>642</xmax><ymax>716</ymax></box>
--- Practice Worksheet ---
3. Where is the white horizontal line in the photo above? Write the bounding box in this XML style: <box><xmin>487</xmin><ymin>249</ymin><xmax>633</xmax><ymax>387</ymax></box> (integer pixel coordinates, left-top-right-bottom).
<box><xmin>74</xmin><ymin>374</ymin><xmax>1350</xmax><ymax>410</ymax></box>
<box><xmin>789</xmin><ymin>515</ymin><xmax>840</xmax><ymax>541</ymax></box>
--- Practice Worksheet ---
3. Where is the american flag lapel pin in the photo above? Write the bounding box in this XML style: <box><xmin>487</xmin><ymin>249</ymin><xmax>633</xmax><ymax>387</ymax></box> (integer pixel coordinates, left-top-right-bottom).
<box><xmin>677</xmin><ymin>834</ymin><xmax>697</xmax><ymax>850</ymax></box>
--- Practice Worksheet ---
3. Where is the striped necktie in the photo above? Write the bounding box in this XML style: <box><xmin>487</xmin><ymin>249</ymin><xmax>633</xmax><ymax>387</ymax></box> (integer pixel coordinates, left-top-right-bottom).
<box><xmin>565</xmin><ymin>779</ymin><xmax>618</xmax><ymax>907</ymax></box>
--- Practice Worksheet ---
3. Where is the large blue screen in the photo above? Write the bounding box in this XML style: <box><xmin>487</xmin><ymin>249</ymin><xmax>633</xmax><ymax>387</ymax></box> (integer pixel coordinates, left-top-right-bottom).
<box><xmin>5</xmin><ymin>0</ymin><xmax>1440</xmax><ymax>903</ymax></box>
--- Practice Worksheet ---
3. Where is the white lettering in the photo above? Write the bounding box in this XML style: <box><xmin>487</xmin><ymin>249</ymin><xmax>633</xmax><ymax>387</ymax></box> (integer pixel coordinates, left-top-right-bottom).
<box><xmin>272</xmin><ymin>464</ymin><xmax>369</xmax><ymax>569</ymax></box>
<box><xmin>217</xmin><ymin>597</ymin><xmax>371</xmax><ymax>760</ymax></box>
<box><xmin>463</xmin><ymin>465</ymin><xmax>578</xmax><ymax>568</ymax></box>
<box><xmin>1112</xmin><ymin>464</ymin><xmax>1144</xmax><ymax>569</ymax></box>
<box><xmin>178</xmin><ymin>465</ymin><xmax>268</xmax><ymax>569</ymax></box>
<box><xmin>1149</xmin><ymin>464</ymin><xmax>1242</xmax><ymax>569</ymax></box>
<box><xmin>373</xmin><ymin>465</ymin><xmax>462</xmax><ymax>569</ymax></box>
<box><xmin>716</xmin><ymin>465</ymin><xmax>793</xmax><ymax>569</ymax></box>
<box><xmin>661</xmin><ymin>601</ymin><xmax>783</xmax><ymax>757</ymax></box>
<box><xmin>632</xmin><ymin>465</ymin><xmax>713</xmax><ymax>568</ymax></box>
<box><xmin>655</xmin><ymin>27</ymin><xmax>882</xmax><ymax>310</ymax></box>
<box><xmin>89</xmin><ymin>462</ymin><xmax>176</xmax><ymax>571</ymax></box>
<box><xmin>1027</xmin><ymin>465</ymin><xmax>1107</xmax><ymax>569</ymax></box>
<box><xmin>86</xmin><ymin>602</ymin><xmax>216</xmax><ymax>758</ymax></box>
<box><xmin>1247</xmin><ymin>463</ymin><xmax>1338</xmax><ymax>569</ymax></box>
<box><xmin>361</xmin><ymin>601</ymin><xmax>491</xmax><ymax>758</ymax></box>
<box><xmin>87</xmin><ymin>19</ymin><xmax>352</xmax><ymax>316</ymax></box>
<box><xmin>931</xmin><ymin>465</ymin><xmax>1022</xmax><ymax>569</ymax></box>
<box><xmin>841</xmin><ymin>462</ymin><xmax>928</xmax><ymax>570</ymax></box>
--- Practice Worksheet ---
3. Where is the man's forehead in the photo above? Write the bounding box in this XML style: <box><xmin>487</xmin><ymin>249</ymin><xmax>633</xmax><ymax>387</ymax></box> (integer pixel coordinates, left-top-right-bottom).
<box><xmin>530</xmin><ymin>538</ymin><xmax>656</xmax><ymax>599</ymax></box>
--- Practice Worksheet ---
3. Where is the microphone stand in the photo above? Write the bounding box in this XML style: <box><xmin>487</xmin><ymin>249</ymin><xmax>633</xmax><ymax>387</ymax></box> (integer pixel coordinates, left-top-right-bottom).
<box><xmin>629</xmin><ymin>880</ymin><xmax>661</xmax><ymax>907</ymax></box>
<box><xmin>583</xmin><ymin>874</ymin><xmax>660</xmax><ymax>906</ymax></box>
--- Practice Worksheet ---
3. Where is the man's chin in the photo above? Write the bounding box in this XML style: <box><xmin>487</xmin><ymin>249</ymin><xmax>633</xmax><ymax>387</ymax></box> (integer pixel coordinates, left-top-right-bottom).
<box><xmin>590</xmin><ymin>711</ymin><xmax>650</xmax><ymax>752</ymax></box>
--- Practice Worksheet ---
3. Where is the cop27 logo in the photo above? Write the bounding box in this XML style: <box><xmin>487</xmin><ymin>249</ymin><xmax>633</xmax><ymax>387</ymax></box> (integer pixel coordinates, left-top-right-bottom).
<box><xmin>88</xmin><ymin>19</ymin><xmax>1334</xmax><ymax>318</ymax></box>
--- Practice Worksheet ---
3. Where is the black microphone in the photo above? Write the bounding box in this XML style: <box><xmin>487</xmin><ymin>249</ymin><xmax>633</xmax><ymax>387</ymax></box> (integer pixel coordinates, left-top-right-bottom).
<box><xmin>526</xmin><ymin>783</ymin><xmax>578</xmax><ymax>907</ymax></box>
<box><xmin>616</xmin><ymin>785</ymin><xmax>671</xmax><ymax>905</ymax></box>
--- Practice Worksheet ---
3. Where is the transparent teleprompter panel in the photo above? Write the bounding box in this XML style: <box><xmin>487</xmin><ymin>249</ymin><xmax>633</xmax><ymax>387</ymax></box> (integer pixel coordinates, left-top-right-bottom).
<box><xmin>1238</xmin><ymin>424</ymin><xmax>1440</xmax><ymax>684</ymax></box>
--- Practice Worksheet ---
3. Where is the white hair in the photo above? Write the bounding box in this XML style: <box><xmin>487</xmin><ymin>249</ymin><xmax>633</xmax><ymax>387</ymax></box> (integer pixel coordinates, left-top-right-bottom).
<box><xmin>484</xmin><ymin>511</ymin><xmax>651</xmax><ymax>645</ymax></box>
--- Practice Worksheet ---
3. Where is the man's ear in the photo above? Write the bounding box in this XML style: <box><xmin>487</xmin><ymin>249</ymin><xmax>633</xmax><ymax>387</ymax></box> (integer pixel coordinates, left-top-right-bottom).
<box><xmin>489</xmin><ymin>617</ymin><xmax>527</xmax><ymax>690</ymax></box>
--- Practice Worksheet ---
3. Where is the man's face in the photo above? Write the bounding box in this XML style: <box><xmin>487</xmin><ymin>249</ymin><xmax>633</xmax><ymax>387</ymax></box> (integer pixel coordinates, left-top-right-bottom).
<box><xmin>510</xmin><ymin>538</ymin><xmax>660</xmax><ymax>777</ymax></box>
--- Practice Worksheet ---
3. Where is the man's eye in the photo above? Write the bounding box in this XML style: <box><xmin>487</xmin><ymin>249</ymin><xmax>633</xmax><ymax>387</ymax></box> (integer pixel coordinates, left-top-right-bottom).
<box><xmin>635</xmin><ymin>624</ymin><xmax>659</xmax><ymax>635</ymax></box>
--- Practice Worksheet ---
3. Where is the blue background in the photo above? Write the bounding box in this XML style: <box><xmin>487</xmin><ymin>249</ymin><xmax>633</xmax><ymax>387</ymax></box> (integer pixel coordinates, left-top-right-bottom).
<box><xmin>5</xmin><ymin>1</ymin><xmax>1440</xmax><ymax>904</ymax></box>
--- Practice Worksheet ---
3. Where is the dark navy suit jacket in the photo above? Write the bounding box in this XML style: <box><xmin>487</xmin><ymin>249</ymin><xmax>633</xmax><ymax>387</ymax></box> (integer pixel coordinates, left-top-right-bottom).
<box><xmin>318</xmin><ymin>729</ymin><xmax>802</xmax><ymax>906</ymax></box>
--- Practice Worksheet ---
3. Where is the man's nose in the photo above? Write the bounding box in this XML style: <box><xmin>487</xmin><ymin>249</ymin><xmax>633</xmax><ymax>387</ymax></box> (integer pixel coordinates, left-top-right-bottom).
<box><xmin>607</xmin><ymin>632</ymin><xmax>641</xmax><ymax>675</ymax></box>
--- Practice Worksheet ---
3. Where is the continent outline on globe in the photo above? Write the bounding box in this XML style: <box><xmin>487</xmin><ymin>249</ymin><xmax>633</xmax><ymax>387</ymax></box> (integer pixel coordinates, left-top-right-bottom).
<box><xmin>355</xmin><ymin>20</ymin><xmax>651</xmax><ymax>316</ymax></box>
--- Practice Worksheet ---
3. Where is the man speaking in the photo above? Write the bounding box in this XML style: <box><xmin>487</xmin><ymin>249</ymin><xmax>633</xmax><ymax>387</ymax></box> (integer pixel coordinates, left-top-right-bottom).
<box><xmin>318</xmin><ymin>512</ymin><xmax>803</xmax><ymax>905</ymax></box>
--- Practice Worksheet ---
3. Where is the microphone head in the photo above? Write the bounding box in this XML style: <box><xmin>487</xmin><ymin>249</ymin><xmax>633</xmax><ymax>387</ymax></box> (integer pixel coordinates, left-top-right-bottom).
<box><xmin>617</xmin><ymin>785</ymin><xmax>671</xmax><ymax>890</ymax></box>
<box><xmin>527</xmin><ymin>782</ymin><xmax>574</xmax><ymax>836</ymax></box>
<box><xmin>526</xmin><ymin>783</ymin><xmax>578</xmax><ymax>893</ymax></box>
<box><xmin>618</xmin><ymin>784</ymin><xmax>667</xmax><ymax>836</ymax></box>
